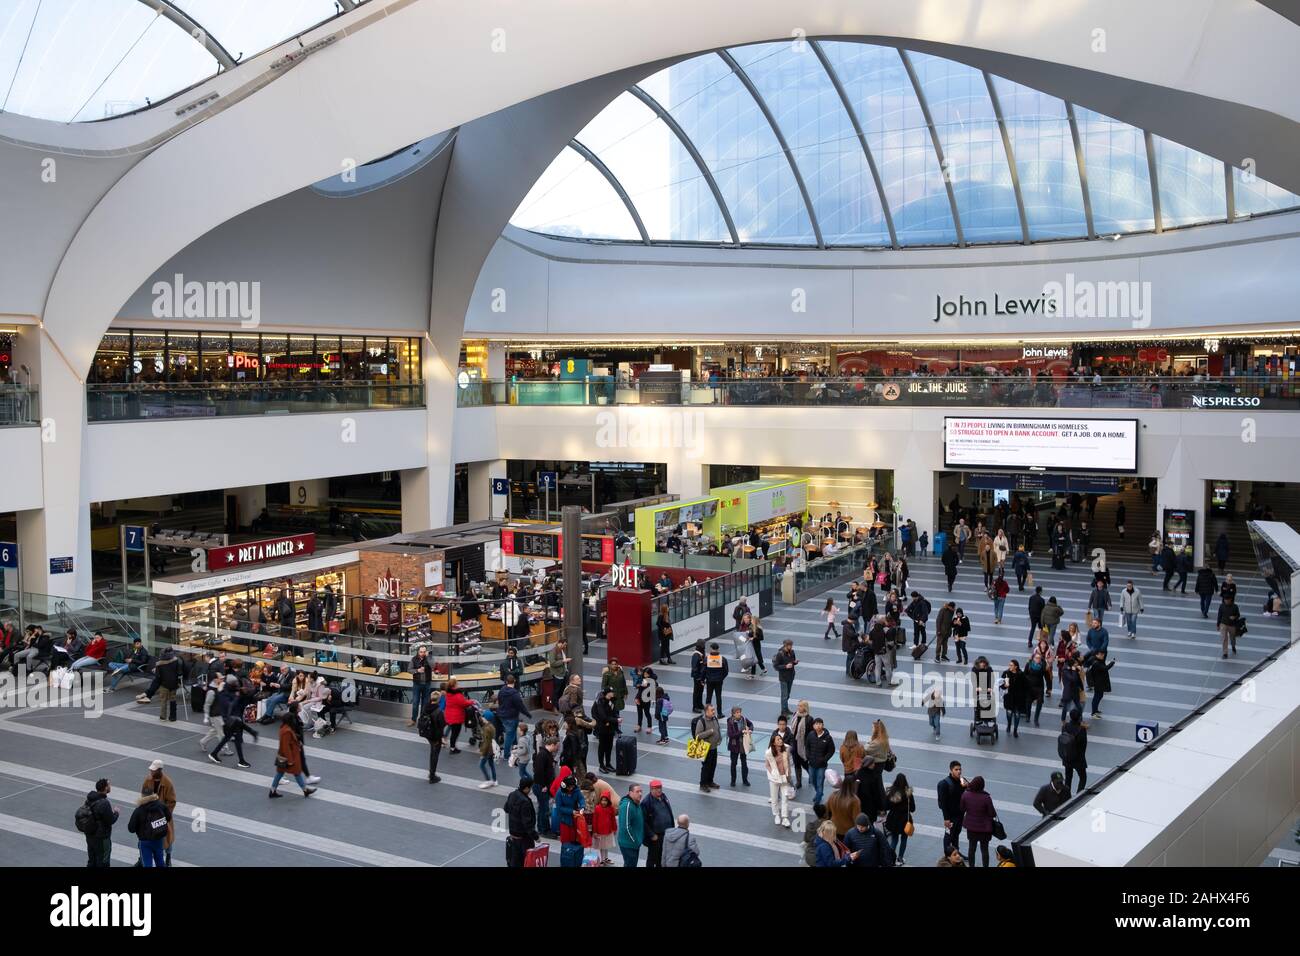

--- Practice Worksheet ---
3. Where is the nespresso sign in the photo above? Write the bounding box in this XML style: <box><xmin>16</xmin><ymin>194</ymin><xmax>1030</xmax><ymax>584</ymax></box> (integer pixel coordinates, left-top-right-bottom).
<box><xmin>206</xmin><ymin>533</ymin><xmax>316</xmax><ymax>570</ymax></box>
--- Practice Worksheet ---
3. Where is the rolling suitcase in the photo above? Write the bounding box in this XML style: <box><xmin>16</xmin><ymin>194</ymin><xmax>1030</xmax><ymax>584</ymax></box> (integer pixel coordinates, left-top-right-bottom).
<box><xmin>615</xmin><ymin>733</ymin><xmax>638</xmax><ymax>775</ymax></box>
<box><xmin>849</xmin><ymin>646</ymin><xmax>869</xmax><ymax>680</ymax></box>
<box><xmin>910</xmin><ymin>641</ymin><xmax>928</xmax><ymax>660</ymax></box>
<box><xmin>1071</xmin><ymin>540</ymin><xmax>1083</xmax><ymax>563</ymax></box>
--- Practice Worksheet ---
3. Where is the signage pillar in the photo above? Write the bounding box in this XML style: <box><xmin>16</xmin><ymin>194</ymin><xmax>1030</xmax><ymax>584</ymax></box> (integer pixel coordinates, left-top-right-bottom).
<box><xmin>562</xmin><ymin>505</ymin><xmax>584</xmax><ymax>681</ymax></box>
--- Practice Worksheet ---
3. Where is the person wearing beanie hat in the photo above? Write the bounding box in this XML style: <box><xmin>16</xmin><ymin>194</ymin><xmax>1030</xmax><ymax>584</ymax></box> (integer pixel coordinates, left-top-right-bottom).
<box><xmin>1033</xmin><ymin>770</ymin><xmax>1070</xmax><ymax>816</ymax></box>
<box><xmin>477</xmin><ymin>709</ymin><xmax>498</xmax><ymax>789</ymax></box>
<box><xmin>140</xmin><ymin>759</ymin><xmax>177</xmax><ymax>866</ymax></box>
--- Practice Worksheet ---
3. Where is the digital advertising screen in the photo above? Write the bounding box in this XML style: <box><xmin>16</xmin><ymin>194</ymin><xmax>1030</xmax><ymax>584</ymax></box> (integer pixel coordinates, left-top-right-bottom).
<box><xmin>944</xmin><ymin>416</ymin><xmax>1138</xmax><ymax>474</ymax></box>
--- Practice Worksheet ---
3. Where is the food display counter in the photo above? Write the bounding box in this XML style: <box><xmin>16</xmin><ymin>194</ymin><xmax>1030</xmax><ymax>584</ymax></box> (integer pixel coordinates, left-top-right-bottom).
<box><xmin>632</xmin><ymin>495</ymin><xmax>722</xmax><ymax>553</ymax></box>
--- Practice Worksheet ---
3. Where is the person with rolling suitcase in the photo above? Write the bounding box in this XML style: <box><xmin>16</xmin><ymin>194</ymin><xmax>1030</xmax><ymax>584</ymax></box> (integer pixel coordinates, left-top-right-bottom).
<box><xmin>592</xmin><ymin>689</ymin><xmax>620</xmax><ymax>775</ymax></box>
<box><xmin>905</xmin><ymin>591</ymin><xmax>931</xmax><ymax>647</ymax></box>
<box><xmin>841</xmin><ymin>620</ymin><xmax>859</xmax><ymax>676</ymax></box>
<box><xmin>504</xmin><ymin>776</ymin><xmax>538</xmax><ymax>868</ymax></box>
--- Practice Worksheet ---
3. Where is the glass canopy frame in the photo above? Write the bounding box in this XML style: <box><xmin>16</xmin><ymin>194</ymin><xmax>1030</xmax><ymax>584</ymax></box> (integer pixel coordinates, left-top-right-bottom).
<box><xmin>511</xmin><ymin>40</ymin><xmax>1299</xmax><ymax>249</ymax></box>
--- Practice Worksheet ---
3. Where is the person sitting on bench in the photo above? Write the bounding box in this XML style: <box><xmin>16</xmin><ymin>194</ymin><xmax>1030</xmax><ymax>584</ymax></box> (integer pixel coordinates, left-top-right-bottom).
<box><xmin>109</xmin><ymin>639</ymin><xmax>152</xmax><ymax>690</ymax></box>
<box><xmin>71</xmin><ymin>632</ymin><xmax>109</xmax><ymax>672</ymax></box>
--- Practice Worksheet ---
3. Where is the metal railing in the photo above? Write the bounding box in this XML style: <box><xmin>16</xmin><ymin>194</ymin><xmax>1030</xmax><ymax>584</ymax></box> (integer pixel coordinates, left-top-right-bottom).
<box><xmin>650</xmin><ymin>561</ymin><xmax>773</xmax><ymax>626</ymax></box>
<box><xmin>87</xmin><ymin>381</ymin><xmax>424</xmax><ymax>422</ymax></box>
<box><xmin>0</xmin><ymin>385</ymin><xmax>39</xmax><ymax>426</ymax></box>
<box><xmin>457</xmin><ymin>376</ymin><xmax>1300</xmax><ymax>410</ymax></box>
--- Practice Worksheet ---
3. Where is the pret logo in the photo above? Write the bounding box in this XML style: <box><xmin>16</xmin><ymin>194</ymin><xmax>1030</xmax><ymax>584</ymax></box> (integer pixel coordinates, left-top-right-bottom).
<box><xmin>881</xmin><ymin>383</ymin><xmax>901</xmax><ymax>401</ymax></box>
<box><xmin>610</xmin><ymin>561</ymin><xmax>643</xmax><ymax>589</ymax></box>
<box><xmin>376</xmin><ymin>569</ymin><xmax>401</xmax><ymax>599</ymax></box>
<box><xmin>50</xmin><ymin>887</ymin><xmax>152</xmax><ymax>936</ymax></box>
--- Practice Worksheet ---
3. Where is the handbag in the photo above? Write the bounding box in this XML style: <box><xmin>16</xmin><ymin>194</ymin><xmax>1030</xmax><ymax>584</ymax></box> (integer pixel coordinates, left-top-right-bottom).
<box><xmin>992</xmin><ymin>817</ymin><xmax>1007</xmax><ymax>841</ymax></box>
<box><xmin>742</xmin><ymin>728</ymin><xmax>754</xmax><ymax>754</ymax></box>
<box><xmin>903</xmin><ymin>816</ymin><xmax>915</xmax><ymax>837</ymax></box>
<box><xmin>274</xmin><ymin>753</ymin><xmax>289</xmax><ymax>771</ymax></box>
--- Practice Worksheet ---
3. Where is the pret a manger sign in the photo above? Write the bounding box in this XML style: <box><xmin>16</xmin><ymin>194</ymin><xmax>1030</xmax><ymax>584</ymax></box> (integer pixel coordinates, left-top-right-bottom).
<box><xmin>944</xmin><ymin>416</ymin><xmax>1138</xmax><ymax>474</ymax></box>
<box><xmin>206</xmin><ymin>533</ymin><xmax>316</xmax><ymax>571</ymax></box>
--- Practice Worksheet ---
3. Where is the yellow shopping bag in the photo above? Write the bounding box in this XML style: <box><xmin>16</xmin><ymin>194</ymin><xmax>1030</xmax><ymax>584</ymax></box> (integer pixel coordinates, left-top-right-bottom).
<box><xmin>685</xmin><ymin>738</ymin><xmax>711</xmax><ymax>760</ymax></box>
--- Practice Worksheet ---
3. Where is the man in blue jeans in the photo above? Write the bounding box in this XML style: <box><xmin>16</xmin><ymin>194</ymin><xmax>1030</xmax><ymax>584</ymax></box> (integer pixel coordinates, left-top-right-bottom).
<box><xmin>805</xmin><ymin>717</ymin><xmax>835</xmax><ymax>805</ymax></box>
<box><xmin>496</xmin><ymin>673</ymin><xmax>533</xmax><ymax>758</ymax></box>
<box><xmin>408</xmin><ymin>646</ymin><xmax>434</xmax><ymax>726</ymax></box>
<box><xmin>127</xmin><ymin>781</ymin><xmax>171</xmax><ymax>868</ymax></box>
<box><xmin>108</xmin><ymin>639</ymin><xmax>151</xmax><ymax>690</ymax></box>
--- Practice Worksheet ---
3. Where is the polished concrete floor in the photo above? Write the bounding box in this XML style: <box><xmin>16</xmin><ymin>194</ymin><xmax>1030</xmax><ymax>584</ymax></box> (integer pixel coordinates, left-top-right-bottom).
<box><xmin>0</xmin><ymin>554</ymin><xmax>1286</xmax><ymax>867</ymax></box>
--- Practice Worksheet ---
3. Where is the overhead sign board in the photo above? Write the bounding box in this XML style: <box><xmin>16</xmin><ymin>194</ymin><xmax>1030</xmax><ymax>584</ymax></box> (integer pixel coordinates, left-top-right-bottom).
<box><xmin>206</xmin><ymin>533</ymin><xmax>316</xmax><ymax>571</ymax></box>
<box><xmin>944</xmin><ymin>416</ymin><xmax>1138</xmax><ymax>474</ymax></box>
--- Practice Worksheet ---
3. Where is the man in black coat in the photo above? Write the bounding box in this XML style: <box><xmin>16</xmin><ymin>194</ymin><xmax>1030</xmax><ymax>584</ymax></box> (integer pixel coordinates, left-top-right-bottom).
<box><xmin>82</xmin><ymin>779</ymin><xmax>118</xmax><ymax>868</ymax></box>
<box><xmin>1033</xmin><ymin>771</ymin><xmax>1070</xmax><ymax>816</ymax></box>
<box><xmin>771</xmin><ymin>640</ymin><xmax>798</xmax><ymax>717</ymax></box>
<box><xmin>532</xmin><ymin>738</ymin><xmax>558</xmax><ymax>836</ymax></box>
<box><xmin>1026</xmin><ymin>586</ymin><xmax>1046</xmax><ymax>650</ymax></box>
<box><xmin>942</xmin><ymin>542</ymin><xmax>959</xmax><ymax>591</ymax></box>
<box><xmin>937</xmin><ymin>760</ymin><xmax>967</xmax><ymax>851</ymax></box>
<box><xmin>418</xmin><ymin>690</ymin><xmax>446</xmax><ymax>783</ymax></box>
<box><xmin>504</xmin><ymin>777</ymin><xmax>539</xmax><ymax>868</ymax></box>
<box><xmin>592</xmin><ymin>689</ymin><xmax>620</xmax><ymax>774</ymax></box>
<box><xmin>689</xmin><ymin>641</ymin><xmax>706</xmax><ymax>713</ymax></box>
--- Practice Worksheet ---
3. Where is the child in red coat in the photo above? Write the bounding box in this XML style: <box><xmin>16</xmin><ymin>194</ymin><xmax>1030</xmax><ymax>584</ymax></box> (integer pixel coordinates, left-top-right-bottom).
<box><xmin>592</xmin><ymin>791</ymin><xmax>618</xmax><ymax>866</ymax></box>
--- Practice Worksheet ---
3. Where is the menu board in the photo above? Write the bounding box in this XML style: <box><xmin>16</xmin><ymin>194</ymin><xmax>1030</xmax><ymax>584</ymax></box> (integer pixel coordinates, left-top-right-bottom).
<box><xmin>748</xmin><ymin>482</ymin><xmax>808</xmax><ymax>525</ymax></box>
<box><xmin>500</xmin><ymin>528</ymin><xmax>613</xmax><ymax>563</ymax></box>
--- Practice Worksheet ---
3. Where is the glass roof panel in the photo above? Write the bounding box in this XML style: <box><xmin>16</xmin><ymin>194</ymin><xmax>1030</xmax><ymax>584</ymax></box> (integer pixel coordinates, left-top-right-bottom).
<box><xmin>0</xmin><ymin>0</ymin><xmax>216</xmax><ymax>122</ymax></box>
<box><xmin>731</xmin><ymin>41</ymin><xmax>889</xmax><ymax>246</ymax></box>
<box><xmin>573</xmin><ymin>91</ymin><xmax>728</xmax><ymax>242</ymax></box>
<box><xmin>819</xmin><ymin>41</ymin><xmax>956</xmax><ymax>245</ymax></box>
<box><xmin>990</xmin><ymin>74</ymin><xmax>1088</xmax><ymax>240</ymax></box>
<box><xmin>1232</xmin><ymin>165</ymin><xmax>1300</xmax><ymax>218</ymax></box>
<box><xmin>509</xmin><ymin>145</ymin><xmax>641</xmax><ymax>241</ymax></box>
<box><xmin>1153</xmin><ymin>137</ymin><xmax>1226</xmax><ymax>228</ymax></box>
<box><xmin>170</xmin><ymin>0</ymin><xmax>341</xmax><ymax>63</ymax></box>
<box><xmin>908</xmin><ymin>51</ymin><xmax>1020</xmax><ymax>243</ymax></box>
<box><xmin>639</xmin><ymin>53</ymin><xmax>815</xmax><ymax>244</ymax></box>
<box><xmin>1075</xmin><ymin>106</ymin><xmax>1156</xmax><ymax>234</ymax></box>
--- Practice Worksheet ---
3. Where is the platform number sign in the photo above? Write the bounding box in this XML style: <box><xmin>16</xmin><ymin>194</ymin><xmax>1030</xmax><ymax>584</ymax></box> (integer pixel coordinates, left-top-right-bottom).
<box><xmin>0</xmin><ymin>542</ymin><xmax>16</xmax><ymax>569</ymax></box>
<box><xmin>1136</xmin><ymin>721</ymin><xmax>1159</xmax><ymax>744</ymax></box>
<box><xmin>491</xmin><ymin>478</ymin><xmax>509</xmax><ymax>496</ymax></box>
<box><xmin>538</xmin><ymin>471</ymin><xmax>558</xmax><ymax>491</ymax></box>
<box><xmin>124</xmin><ymin>525</ymin><xmax>146</xmax><ymax>553</ymax></box>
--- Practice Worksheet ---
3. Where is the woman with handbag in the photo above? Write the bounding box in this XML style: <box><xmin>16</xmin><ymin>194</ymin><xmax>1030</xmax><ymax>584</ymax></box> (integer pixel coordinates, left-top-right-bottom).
<box><xmin>726</xmin><ymin>706</ymin><xmax>754</xmax><ymax>787</ymax></box>
<box><xmin>883</xmin><ymin>773</ymin><xmax>915</xmax><ymax>866</ymax></box>
<box><xmin>656</xmin><ymin>606</ymin><xmax>674</xmax><ymax>665</ymax></box>
<box><xmin>268</xmin><ymin>703</ymin><xmax>316</xmax><ymax>798</ymax></box>
<box><xmin>764</xmin><ymin>733</ymin><xmax>795</xmax><ymax>828</ymax></box>
<box><xmin>958</xmin><ymin>775</ymin><xmax>998</xmax><ymax>867</ymax></box>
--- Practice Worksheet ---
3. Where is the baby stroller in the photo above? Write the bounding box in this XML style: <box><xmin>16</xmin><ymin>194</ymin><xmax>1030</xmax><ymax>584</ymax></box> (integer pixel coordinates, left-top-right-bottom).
<box><xmin>970</xmin><ymin>687</ymin><xmax>999</xmax><ymax>744</ymax></box>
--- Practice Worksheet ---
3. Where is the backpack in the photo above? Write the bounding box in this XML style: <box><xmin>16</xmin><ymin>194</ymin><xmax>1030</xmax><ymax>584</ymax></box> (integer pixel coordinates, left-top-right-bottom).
<box><xmin>660</xmin><ymin>695</ymin><xmax>674</xmax><ymax>717</ymax></box>
<box><xmin>1057</xmin><ymin>729</ymin><xmax>1078</xmax><ymax>762</ymax></box>
<box><xmin>417</xmin><ymin>712</ymin><xmax>434</xmax><ymax>739</ymax></box>
<box><xmin>74</xmin><ymin>801</ymin><xmax>96</xmax><ymax>835</ymax></box>
<box><xmin>681</xmin><ymin>848</ymin><xmax>702</xmax><ymax>868</ymax></box>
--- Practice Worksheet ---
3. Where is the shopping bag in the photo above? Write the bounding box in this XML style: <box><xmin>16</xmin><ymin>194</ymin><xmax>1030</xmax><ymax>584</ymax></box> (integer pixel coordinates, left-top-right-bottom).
<box><xmin>1026</xmin><ymin>572</ymin><xmax>1034</xmax><ymax>588</ymax></box>
<box><xmin>685</xmin><ymin>739</ymin><xmax>711</xmax><ymax>760</ymax></box>
<box><xmin>523</xmin><ymin>843</ymin><xmax>550</xmax><ymax>867</ymax></box>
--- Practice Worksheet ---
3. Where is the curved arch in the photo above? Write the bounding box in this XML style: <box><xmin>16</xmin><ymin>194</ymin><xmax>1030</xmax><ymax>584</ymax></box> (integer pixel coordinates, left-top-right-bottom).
<box><xmin>900</xmin><ymin>48</ymin><xmax>965</xmax><ymax>246</ymax></box>
<box><xmin>133</xmin><ymin>0</ymin><xmax>236</xmax><ymax>68</ymax></box>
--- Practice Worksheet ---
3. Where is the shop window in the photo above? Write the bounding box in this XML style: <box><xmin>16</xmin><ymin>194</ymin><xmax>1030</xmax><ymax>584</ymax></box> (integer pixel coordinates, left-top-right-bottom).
<box><xmin>132</xmin><ymin>332</ymin><xmax>166</xmax><ymax>383</ymax></box>
<box><xmin>318</xmin><ymin>335</ymin><xmax>342</xmax><ymax>378</ymax></box>
<box><xmin>340</xmin><ymin>336</ymin><xmax>366</xmax><ymax>379</ymax></box>
<box><xmin>167</xmin><ymin>333</ymin><xmax>199</xmax><ymax>383</ymax></box>
<box><xmin>90</xmin><ymin>332</ymin><xmax>130</xmax><ymax>383</ymax></box>
<box><xmin>200</xmin><ymin>332</ymin><xmax>232</xmax><ymax>383</ymax></box>
<box><xmin>363</xmin><ymin>337</ymin><xmax>391</xmax><ymax>382</ymax></box>
<box><xmin>262</xmin><ymin>335</ymin><xmax>290</xmax><ymax>381</ymax></box>
<box><xmin>290</xmin><ymin>334</ymin><xmax>318</xmax><ymax>381</ymax></box>
<box><xmin>229</xmin><ymin>334</ymin><xmax>262</xmax><ymax>380</ymax></box>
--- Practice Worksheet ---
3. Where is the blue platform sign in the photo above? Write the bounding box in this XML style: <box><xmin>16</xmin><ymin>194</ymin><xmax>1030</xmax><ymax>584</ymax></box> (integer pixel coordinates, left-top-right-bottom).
<box><xmin>491</xmin><ymin>478</ymin><xmax>509</xmax><ymax>496</ymax></box>
<box><xmin>50</xmin><ymin>556</ymin><xmax>74</xmax><ymax>575</ymax></box>
<box><xmin>0</xmin><ymin>542</ymin><xmax>17</xmax><ymax>569</ymax></box>
<box><xmin>538</xmin><ymin>471</ymin><xmax>558</xmax><ymax>491</ymax></box>
<box><xmin>124</xmin><ymin>525</ymin><xmax>146</xmax><ymax>553</ymax></box>
<box><xmin>1136</xmin><ymin>721</ymin><xmax>1159</xmax><ymax>744</ymax></box>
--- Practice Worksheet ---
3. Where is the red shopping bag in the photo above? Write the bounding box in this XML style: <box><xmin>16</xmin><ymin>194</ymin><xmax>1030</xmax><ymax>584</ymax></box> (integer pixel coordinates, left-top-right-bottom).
<box><xmin>524</xmin><ymin>844</ymin><xmax>550</xmax><ymax>868</ymax></box>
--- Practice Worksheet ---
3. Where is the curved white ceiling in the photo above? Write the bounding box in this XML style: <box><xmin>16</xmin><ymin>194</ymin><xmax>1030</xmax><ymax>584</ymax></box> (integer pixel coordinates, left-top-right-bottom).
<box><xmin>37</xmin><ymin>0</ymin><xmax>1300</xmax><ymax>376</ymax></box>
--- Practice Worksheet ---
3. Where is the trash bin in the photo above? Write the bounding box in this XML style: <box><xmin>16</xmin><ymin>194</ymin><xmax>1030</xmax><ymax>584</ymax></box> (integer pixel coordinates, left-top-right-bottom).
<box><xmin>933</xmin><ymin>531</ymin><xmax>947</xmax><ymax>556</ymax></box>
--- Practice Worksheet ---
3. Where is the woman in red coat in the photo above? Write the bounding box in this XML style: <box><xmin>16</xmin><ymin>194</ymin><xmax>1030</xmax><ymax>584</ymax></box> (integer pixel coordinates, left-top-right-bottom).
<box><xmin>269</xmin><ymin>704</ymin><xmax>317</xmax><ymax>798</ymax></box>
<box><xmin>442</xmin><ymin>680</ymin><xmax>474</xmax><ymax>754</ymax></box>
<box><xmin>958</xmin><ymin>775</ymin><xmax>997</xmax><ymax>867</ymax></box>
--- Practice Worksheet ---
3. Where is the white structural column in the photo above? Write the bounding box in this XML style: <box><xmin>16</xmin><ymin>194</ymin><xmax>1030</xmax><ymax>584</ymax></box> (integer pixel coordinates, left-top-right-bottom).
<box><xmin>892</xmin><ymin>439</ymin><xmax>937</xmax><ymax>553</ymax></box>
<box><xmin>667</xmin><ymin>454</ymin><xmax>708</xmax><ymax>502</ymax></box>
<box><xmin>467</xmin><ymin>460</ymin><xmax>508</xmax><ymax>522</ymax></box>
<box><xmin>1155</xmin><ymin>443</ymin><xmax>1207</xmax><ymax>567</ymax></box>
<box><xmin>401</xmin><ymin>347</ymin><xmax>458</xmax><ymax>533</ymax></box>
<box><xmin>13</xmin><ymin>333</ymin><xmax>92</xmax><ymax>600</ymax></box>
